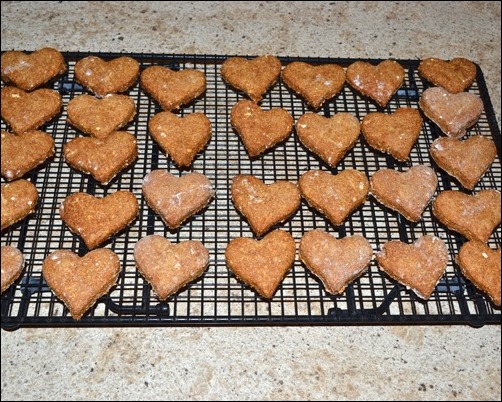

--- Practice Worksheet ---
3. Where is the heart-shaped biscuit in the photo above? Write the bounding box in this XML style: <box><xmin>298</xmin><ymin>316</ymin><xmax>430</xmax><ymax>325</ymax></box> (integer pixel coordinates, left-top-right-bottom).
<box><xmin>430</xmin><ymin>136</ymin><xmax>497</xmax><ymax>190</ymax></box>
<box><xmin>75</xmin><ymin>56</ymin><xmax>140</xmax><ymax>97</ymax></box>
<box><xmin>134</xmin><ymin>235</ymin><xmax>209</xmax><ymax>300</ymax></box>
<box><xmin>60</xmin><ymin>191</ymin><xmax>138</xmax><ymax>249</ymax></box>
<box><xmin>432</xmin><ymin>190</ymin><xmax>501</xmax><ymax>243</ymax></box>
<box><xmin>1</xmin><ymin>130</ymin><xmax>55</xmax><ymax>180</ymax></box>
<box><xmin>456</xmin><ymin>241</ymin><xmax>501</xmax><ymax>306</ymax></box>
<box><xmin>418</xmin><ymin>58</ymin><xmax>476</xmax><ymax>94</ymax></box>
<box><xmin>299</xmin><ymin>169</ymin><xmax>369</xmax><ymax>226</ymax></box>
<box><xmin>299</xmin><ymin>230</ymin><xmax>373</xmax><ymax>295</ymax></box>
<box><xmin>231</xmin><ymin>99</ymin><xmax>293</xmax><ymax>157</ymax></box>
<box><xmin>1</xmin><ymin>246</ymin><xmax>24</xmax><ymax>293</ymax></box>
<box><xmin>67</xmin><ymin>94</ymin><xmax>136</xmax><ymax>139</ymax></box>
<box><xmin>142</xmin><ymin>170</ymin><xmax>214</xmax><ymax>229</ymax></box>
<box><xmin>225</xmin><ymin>229</ymin><xmax>295</xmax><ymax>299</ymax></box>
<box><xmin>43</xmin><ymin>248</ymin><xmax>120</xmax><ymax>320</ymax></box>
<box><xmin>63</xmin><ymin>131</ymin><xmax>137</xmax><ymax>184</ymax></box>
<box><xmin>141</xmin><ymin>66</ymin><xmax>206</xmax><ymax>111</ymax></box>
<box><xmin>231</xmin><ymin>175</ymin><xmax>301</xmax><ymax>236</ymax></box>
<box><xmin>361</xmin><ymin>107</ymin><xmax>422</xmax><ymax>161</ymax></box>
<box><xmin>377</xmin><ymin>235</ymin><xmax>448</xmax><ymax>299</ymax></box>
<box><xmin>419</xmin><ymin>87</ymin><xmax>483</xmax><ymax>138</ymax></box>
<box><xmin>1</xmin><ymin>48</ymin><xmax>66</xmax><ymax>91</ymax></box>
<box><xmin>346</xmin><ymin>60</ymin><xmax>405</xmax><ymax>107</ymax></box>
<box><xmin>282</xmin><ymin>62</ymin><xmax>345</xmax><ymax>109</ymax></box>
<box><xmin>1</xmin><ymin>87</ymin><xmax>62</xmax><ymax>134</ymax></box>
<box><xmin>148</xmin><ymin>111</ymin><xmax>212</xmax><ymax>167</ymax></box>
<box><xmin>1</xmin><ymin>179</ymin><xmax>38</xmax><ymax>231</ymax></box>
<box><xmin>221</xmin><ymin>55</ymin><xmax>281</xmax><ymax>102</ymax></box>
<box><xmin>296</xmin><ymin>112</ymin><xmax>360</xmax><ymax>167</ymax></box>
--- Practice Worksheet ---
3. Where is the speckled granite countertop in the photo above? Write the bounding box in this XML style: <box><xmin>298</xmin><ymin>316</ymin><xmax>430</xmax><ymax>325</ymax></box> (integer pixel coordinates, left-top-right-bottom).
<box><xmin>1</xmin><ymin>2</ymin><xmax>500</xmax><ymax>400</ymax></box>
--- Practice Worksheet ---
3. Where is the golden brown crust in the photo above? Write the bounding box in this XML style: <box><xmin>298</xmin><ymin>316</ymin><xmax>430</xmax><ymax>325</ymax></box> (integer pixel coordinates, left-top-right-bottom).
<box><xmin>1</xmin><ymin>179</ymin><xmax>38</xmax><ymax>231</ymax></box>
<box><xmin>1</xmin><ymin>246</ymin><xmax>24</xmax><ymax>293</ymax></box>
<box><xmin>418</xmin><ymin>58</ymin><xmax>477</xmax><ymax>94</ymax></box>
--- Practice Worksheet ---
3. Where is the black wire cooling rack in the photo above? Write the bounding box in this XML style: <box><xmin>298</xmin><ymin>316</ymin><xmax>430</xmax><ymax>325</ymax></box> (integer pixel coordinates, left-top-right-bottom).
<box><xmin>1</xmin><ymin>52</ymin><xmax>501</xmax><ymax>329</ymax></box>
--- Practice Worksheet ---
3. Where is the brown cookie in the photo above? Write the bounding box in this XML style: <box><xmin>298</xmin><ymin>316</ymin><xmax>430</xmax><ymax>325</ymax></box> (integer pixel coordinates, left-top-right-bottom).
<box><xmin>432</xmin><ymin>190</ymin><xmax>501</xmax><ymax>243</ymax></box>
<box><xmin>148</xmin><ymin>111</ymin><xmax>211</xmax><ymax>167</ymax></box>
<box><xmin>1</xmin><ymin>87</ymin><xmax>62</xmax><ymax>134</ymax></box>
<box><xmin>140</xmin><ymin>66</ymin><xmax>206</xmax><ymax>111</ymax></box>
<box><xmin>282</xmin><ymin>62</ymin><xmax>345</xmax><ymax>109</ymax></box>
<box><xmin>1</xmin><ymin>130</ymin><xmax>55</xmax><ymax>180</ymax></box>
<box><xmin>1</xmin><ymin>246</ymin><xmax>24</xmax><ymax>293</ymax></box>
<box><xmin>231</xmin><ymin>175</ymin><xmax>301</xmax><ymax>236</ymax></box>
<box><xmin>230</xmin><ymin>99</ymin><xmax>293</xmax><ymax>157</ymax></box>
<box><xmin>220</xmin><ymin>55</ymin><xmax>281</xmax><ymax>102</ymax></box>
<box><xmin>456</xmin><ymin>241</ymin><xmax>501</xmax><ymax>306</ymax></box>
<box><xmin>1</xmin><ymin>48</ymin><xmax>66</xmax><ymax>91</ymax></box>
<box><xmin>419</xmin><ymin>87</ymin><xmax>483</xmax><ymax>138</ymax></box>
<box><xmin>134</xmin><ymin>235</ymin><xmax>209</xmax><ymax>301</ymax></box>
<box><xmin>63</xmin><ymin>131</ymin><xmax>137</xmax><ymax>184</ymax></box>
<box><xmin>430</xmin><ymin>136</ymin><xmax>497</xmax><ymax>190</ymax></box>
<box><xmin>361</xmin><ymin>107</ymin><xmax>423</xmax><ymax>161</ymax></box>
<box><xmin>299</xmin><ymin>230</ymin><xmax>373</xmax><ymax>295</ymax></box>
<box><xmin>377</xmin><ymin>235</ymin><xmax>448</xmax><ymax>299</ymax></box>
<box><xmin>418</xmin><ymin>58</ymin><xmax>477</xmax><ymax>94</ymax></box>
<box><xmin>225</xmin><ymin>229</ymin><xmax>295</xmax><ymax>299</ymax></box>
<box><xmin>43</xmin><ymin>248</ymin><xmax>120</xmax><ymax>320</ymax></box>
<box><xmin>296</xmin><ymin>112</ymin><xmax>360</xmax><ymax>167</ymax></box>
<box><xmin>370</xmin><ymin>165</ymin><xmax>438</xmax><ymax>222</ymax></box>
<box><xmin>74</xmin><ymin>56</ymin><xmax>139</xmax><ymax>97</ymax></box>
<box><xmin>142</xmin><ymin>170</ymin><xmax>214</xmax><ymax>229</ymax></box>
<box><xmin>1</xmin><ymin>179</ymin><xmax>38</xmax><ymax>231</ymax></box>
<box><xmin>299</xmin><ymin>169</ymin><xmax>369</xmax><ymax>226</ymax></box>
<box><xmin>346</xmin><ymin>60</ymin><xmax>405</xmax><ymax>107</ymax></box>
<box><xmin>60</xmin><ymin>191</ymin><xmax>138</xmax><ymax>249</ymax></box>
<box><xmin>67</xmin><ymin>94</ymin><xmax>136</xmax><ymax>139</ymax></box>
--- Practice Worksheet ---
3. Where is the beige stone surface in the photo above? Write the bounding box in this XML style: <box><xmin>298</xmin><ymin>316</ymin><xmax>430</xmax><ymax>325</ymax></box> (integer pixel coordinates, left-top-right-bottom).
<box><xmin>1</xmin><ymin>2</ymin><xmax>500</xmax><ymax>400</ymax></box>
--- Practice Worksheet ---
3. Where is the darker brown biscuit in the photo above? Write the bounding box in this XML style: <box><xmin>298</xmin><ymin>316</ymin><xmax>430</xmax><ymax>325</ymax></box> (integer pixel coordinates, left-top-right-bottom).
<box><xmin>418</xmin><ymin>58</ymin><xmax>477</xmax><ymax>94</ymax></box>
<box><xmin>1</xmin><ymin>179</ymin><xmax>38</xmax><ymax>231</ymax></box>
<box><xmin>1</xmin><ymin>246</ymin><xmax>24</xmax><ymax>293</ymax></box>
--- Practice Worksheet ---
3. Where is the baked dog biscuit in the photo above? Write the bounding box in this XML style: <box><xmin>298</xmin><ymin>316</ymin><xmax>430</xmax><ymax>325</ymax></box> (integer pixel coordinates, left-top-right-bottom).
<box><xmin>1</xmin><ymin>179</ymin><xmax>38</xmax><ymax>231</ymax></box>
<box><xmin>418</xmin><ymin>58</ymin><xmax>477</xmax><ymax>94</ymax></box>
<box><xmin>1</xmin><ymin>246</ymin><xmax>24</xmax><ymax>293</ymax></box>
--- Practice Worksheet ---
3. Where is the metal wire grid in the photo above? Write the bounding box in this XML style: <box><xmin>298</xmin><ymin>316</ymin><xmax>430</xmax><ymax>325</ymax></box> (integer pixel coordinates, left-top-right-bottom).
<box><xmin>1</xmin><ymin>52</ymin><xmax>500</xmax><ymax>329</ymax></box>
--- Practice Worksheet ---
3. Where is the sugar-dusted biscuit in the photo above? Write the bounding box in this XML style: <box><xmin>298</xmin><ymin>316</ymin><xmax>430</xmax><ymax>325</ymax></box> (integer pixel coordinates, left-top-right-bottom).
<box><xmin>60</xmin><ymin>191</ymin><xmax>138</xmax><ymax>249</ymax></box>
<box><xmin>456</xmin><ymin>241</ymin><xmax>501</xmax><ymax>306</ymax></box>
<box><xmin>1</xmin><ymin>87</ymin><xmax>62</xmax><ymax>134</ymax></box>
<box><xmin>296</xmin><ymin>112</ymin><xmax>360</xmax><ymax>167</ymax></box>
<box><xmin>1</xmin><ymin>48</ymin><xmax>66</xmax><ymax>91</ymax></box>
<box><xmin>67</xmin><ymin>94</ymin><xmax>136</xmax><ymax>139</ymax></box>
<box><xmin>299</xmin><ymin>169</ymin><xmax>369</xmax><ymax>226</ymax></box>
<box><xmin>63</xmin><ymin>131</ymin><xmax>137</xmax><ymax>185</ymax></box>
<box><xmin>220</xmin><ymin>55</ymin><xmax>281</xmax><ymax>102</ymax></box>
<box><xmin>141</xmin><ymin>66</ymin><xmax>206</xmax><ymax>111</ymax></box>
<box><xmin>74</xmin><ymin>56</ymin><xmax>139</xmax><ymax>97</ymax></box>
<box><xmin>1</xmin><ymin>130</ymin><xmax>54</xmax><ymax>180</ymax></box>
<box><xmin>430</xmin><ymin>136</ymin><xmax>497</xmax><ymax>190</ymax></box>
<box><xmin>231</xmin><ymin>175</ymin><xmax>300</xmax><ymax>236</ymax></box>
<box><xmin>1</xmin><ymin>246</ymin><xmax>24</xmax><ymax>293</ymax></box>
<box><xmin>432</xmin><ymin>190</ymin><xmax>501</xmax><ymax>243</ymax></box>
<box><xmin>419</xmin><ymin>87</ymin><xmax>483</xmax><ymax>138</ymax></box>
<box><xmin>148</xmin><ymin>111</ymin><xmax>211</xmax><ymax>167</ymax></box>
<box><xmin>299</xmin><ymin>229</ymin><xmax>372</xmax><ymax>295</ymax></box>
<box><xmin>1</xmin><ymin>179</ymin><xmax>38</xmax><ymax>231</ymax></box>
<box><xmin>225</xmin><ymin>229</ymin><xmax>295</xmax><ymax>299</ymax></box>
<box><xmin>134</xmin><ymin>235</ymin><xmax>209</xmax><ymax>301</ymax></box>
<box><xmin>282</xmin><ymin>62</ymin><xmax>345</xmax><ymax>109</ymax></box>
<box><xmin>361</xmin><ymin>107</ymin><xmax>422</xmax><ymax>161</ymax></box>
<box><xmin>43</xmin><ymin>248</ymin><xmax>120</xmax><ymax>320</ymax></box>
<box><xmin>377</xmin><ymin>235</ymin><xmax>448</xmax><ymax>300</ymax></box>
<box><xmin>142</xmin><ymin>170</ymin><xmax>214</xmax><ymax>229</ymax></box>
<box><xmin>346</xmin><ymin>60</ymin><xmax>405</xmax><ymax>107</ymax></box>
<box><xmin>418</xmin><ymin>58</ymin><xmax>477</xmax><ymax>94</ymax></box>
<box><xmin>230</xmin><ymin>99</ymin><xmax>293</xmax><ymax>157</ymax></box>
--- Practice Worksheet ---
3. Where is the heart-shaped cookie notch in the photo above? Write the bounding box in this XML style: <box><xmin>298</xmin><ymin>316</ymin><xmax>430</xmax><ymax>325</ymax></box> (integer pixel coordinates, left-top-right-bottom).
<box><xmin>43</xmin><ymin>249</ymin><xmax>120</xmax><ymax>320</ymax></box>
<box><xmin>225</xmin><ymin>230</ymin><xmax>296</xmax><ymax>299</ymax></box>
<box><xmin>418</xmin><ymin>58</ymin><xmax>476</xmax><ymax>94</ymax></box>
<box><xmin>1</xmin><ymin>179</ymin><xmax>38</xmax><ymax>231</ymax></box>
<box><xmin>1</xmin><ymin>246</ymin><xmax>24</xmax><ymax>293</ymax></box>
<box><xmin>134</xmin><ymin>235</ymin><xmax>209</xmax><ymax>300</ymax></box>
<box><xmin>231</xmin><ymin>175</ymin><xmax>301</xmax><ymax>236</ymax></box>
<box><xmin>299</xmin><ymin>230</ymin><xmax>373</xmax><ymax>295</ymax></box>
